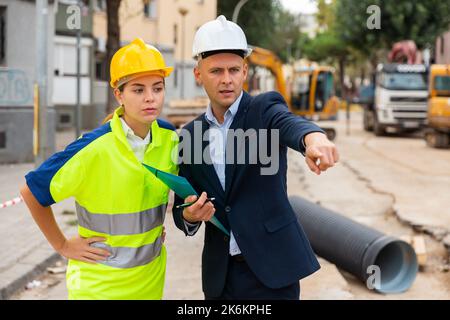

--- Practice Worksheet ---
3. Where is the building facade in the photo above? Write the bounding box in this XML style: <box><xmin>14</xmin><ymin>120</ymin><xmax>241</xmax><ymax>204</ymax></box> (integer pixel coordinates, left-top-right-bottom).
<box><xmin>92</xmin><ymin>0</ymin><xmax>217</xmax><ymax>126</ymax></box>
<box><xmin>0</xmin><ymin>0</ymin><xmax>217</xmax><ymax>163</ymax></box>
<box><xmin>53</xmin><ymin>0</ymin><xmax>95</xmax><ymax>129</ymax></box>
<box><xmin>0</xmin><ymin>0</ymin><xmax>55</xmax><ymax>163</ymax></box>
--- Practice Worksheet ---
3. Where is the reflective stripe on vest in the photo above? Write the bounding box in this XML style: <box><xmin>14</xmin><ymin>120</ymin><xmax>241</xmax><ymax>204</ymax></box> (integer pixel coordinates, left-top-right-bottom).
<box><xmin>76</xmin><ymin>203</ymin><xmax>166</xmax><ymax>235</ymax></box>
<box><xmin>75</xmin><ymin>202</ymin><xmax>165</xmax><ymax>269</ymax></box>
<box><xmin>40</xmin><ymin>107</ymin><xmax>179</xmax><ymax>298</ymax></box>
<box><xmin>90</xmin><ymin>236</ymin><xmax>163</xmax><ymax>269</ymax></box>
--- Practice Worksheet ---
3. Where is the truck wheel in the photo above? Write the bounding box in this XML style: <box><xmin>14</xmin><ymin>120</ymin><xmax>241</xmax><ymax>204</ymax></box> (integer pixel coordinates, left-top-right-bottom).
<box><xmin>373</xmin><ymin>113</ymin><xmax>385</xmax><ymax>136</ymax></box>
<box><xmin>363</xmin><ymin>109</ymin><xmax>373</xmax><ymax>131</ymax></box>
<box><xmin>425</xmin><ymin>131</ymin><xmax>450</xmax><ymax>148</ymax></box>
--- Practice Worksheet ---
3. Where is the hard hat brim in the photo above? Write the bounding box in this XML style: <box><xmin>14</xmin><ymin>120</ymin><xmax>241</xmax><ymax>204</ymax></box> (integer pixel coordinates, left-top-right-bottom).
<box><xmin>111</xmin><ymin>67</ymin><xmax>173</xmax><ymax>88</ymax></box>
<box><xmin>194</xmin><ymin>48</ymin><xmax>252</xmax><ymax>60</ymax></box>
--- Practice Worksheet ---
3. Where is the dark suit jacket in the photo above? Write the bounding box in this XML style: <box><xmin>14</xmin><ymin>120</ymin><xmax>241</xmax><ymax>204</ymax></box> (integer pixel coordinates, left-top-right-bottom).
<box><xmin>173</xmin><ymin>91</ymin><xmax>323</xmax><ymax>297</ymax></box>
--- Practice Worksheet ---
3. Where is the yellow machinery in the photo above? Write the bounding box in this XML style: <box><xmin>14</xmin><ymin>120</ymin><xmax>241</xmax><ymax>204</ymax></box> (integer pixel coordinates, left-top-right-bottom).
<box><xmin>244</xmin><ymin>46</ymin><xmax>290</xmax><ymax>103</ymax></box>
<box><xmin>244</xmin><ymin>46</ymin><xmax>338</xmax><ymax>140</ymax></box>
<box><xmin>290</xmin><ymin>65</ymin><xmax>340</xmax><ymax>121</ymax></box>
<box><xmin>425</xmin><ymin>64</ymin><xmax>450</xmax><ymax>148</ymax></box>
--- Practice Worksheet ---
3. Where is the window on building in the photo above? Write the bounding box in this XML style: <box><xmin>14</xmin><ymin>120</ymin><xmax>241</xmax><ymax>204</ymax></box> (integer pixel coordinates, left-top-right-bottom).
<box><xmin>173</xmin><ymin>24</ymin><xmax>178</xmax><ymax>45</ymax></box>
<box><xmin>441</xmin><ymin>36</ymin><xmax>445</xmax><ymax>56</ymax></box>
<box><xmin>144</xmin><ymin>0</ymin><xmax>157</xmax><ymax>19</ymax></box>
<box><xmin>60</xmin><ymin>114</ymin><xmax>71</xmax><ymax>124</ymax></box>
<box><xmin>95</xmin><ymin>57</ymin><xmax>108</xmax><ymax>81</ymax></box>
<box><xmin>0</xmin><ymin>131</ymin><xmax>6</xmax><ymax>149</ymax></box>
<box><xmin>0</xmin><ymin>7</ymin><xmax>6</xmax><ymax>65</ymax></box>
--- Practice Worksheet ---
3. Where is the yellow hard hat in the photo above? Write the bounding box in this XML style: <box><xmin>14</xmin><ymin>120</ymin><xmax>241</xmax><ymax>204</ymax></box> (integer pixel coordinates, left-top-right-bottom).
<box><xmin>110</xmin><ymin>38</ymin><xmax>173</xmax><ymax>88</ymax></box>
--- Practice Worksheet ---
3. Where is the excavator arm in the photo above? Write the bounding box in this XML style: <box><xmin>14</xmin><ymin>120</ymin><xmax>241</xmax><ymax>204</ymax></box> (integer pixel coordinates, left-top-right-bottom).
<box><xmin>245</xmin><ymin>46</ymin><xmax>291</xmax><ymax>106</ymax></box>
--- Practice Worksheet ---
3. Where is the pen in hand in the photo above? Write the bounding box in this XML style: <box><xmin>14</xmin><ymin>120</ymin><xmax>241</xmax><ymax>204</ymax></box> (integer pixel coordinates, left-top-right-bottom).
<box><xmin>175</xmin><ymin>197</ymin><xmax>215</xmax><ymax>209</ymax></box>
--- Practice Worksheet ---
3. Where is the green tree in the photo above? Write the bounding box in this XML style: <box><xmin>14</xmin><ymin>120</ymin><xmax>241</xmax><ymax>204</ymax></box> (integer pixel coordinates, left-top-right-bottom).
<box><xmin>335</xmin><ymin>0</ymin><xmax>450</xmax><ymax>58</ymax></box>
<box><xmin>316</xmin><ymin>0</ymin><xmax>336</xmax><ymax>31</ymax></box>
<box><xmin>302</xmin><ymin>30</ymin><xmax>350</xmax><ymax>97</ymax></box>
<box><xmin>269</xmin><ymin>5</ymin><xmax>306</xmax><ymax>62</ymax></box>
<box><xmin>300</xmin><ymin>0</ymin><xmax>349</xmax><ymax>96</ymax></box>
<box><xmin>217</xmin><ymin>0</ymin><xmax>277</xmax><ymax>48</ymax></box>
<box><xmin>217</xmin><ymin>0</ymin><xmax>306</xmax><ymax>63</ymax></box>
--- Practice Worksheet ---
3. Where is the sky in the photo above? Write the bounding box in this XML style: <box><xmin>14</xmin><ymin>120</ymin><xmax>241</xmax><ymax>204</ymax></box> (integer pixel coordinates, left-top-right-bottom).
<box><xmin>279</xmin><ymin>0</ymin><xmax>318</xmax><ymax>15</ymax></box>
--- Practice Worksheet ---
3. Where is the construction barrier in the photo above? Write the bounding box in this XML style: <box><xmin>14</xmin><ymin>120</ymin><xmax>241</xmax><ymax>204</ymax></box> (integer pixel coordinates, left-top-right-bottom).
<box><xmin>0</xmin><ymin>196</ymin><xmax>23</xmax><ymax>209</ymax></box>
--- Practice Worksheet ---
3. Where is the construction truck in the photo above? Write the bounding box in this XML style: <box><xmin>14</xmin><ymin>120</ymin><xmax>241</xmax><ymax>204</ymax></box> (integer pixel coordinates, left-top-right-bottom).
<box><xmin>289</xmin><ymin>65</ymin><xmax>340</xmax><ymax>140</ymax></box>
<box><xmin>424</xmin><ymin>64</ymin><xmax>450</xmax><ymax>148</ymax></box>
<box><xmin>362</xmin><ymin>63</ymin><xmax>429</xmax><ymax>136</ymax></box>
<box><xmin>245</xmin><ymin>46</ymin><xmax>339</xmax><ymax>140</ymax></box>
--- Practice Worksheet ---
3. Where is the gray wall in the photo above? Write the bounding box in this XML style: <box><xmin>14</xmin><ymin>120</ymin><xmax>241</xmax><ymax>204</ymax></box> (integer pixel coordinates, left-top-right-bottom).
<box><xmin>0</xmin><ymin>0</ymin><xmax>55</xmax><ymax>103</ymax></box>
<box><xmin>0</xmin><ymin>0</ymin><xmax>55</xmax><ymax>163</ymax></box>
<box><xmin>0</xmin><ymin>107</ymin><xmax>55</xmax><ymax>163</ymax></box>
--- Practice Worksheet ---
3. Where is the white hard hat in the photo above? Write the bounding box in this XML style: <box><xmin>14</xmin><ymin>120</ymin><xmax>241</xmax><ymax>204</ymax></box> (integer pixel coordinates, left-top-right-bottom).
<box><xmin>192</xmin><ymin>15</ymin><xmax>252</xmax><ymax>60</ymax></box>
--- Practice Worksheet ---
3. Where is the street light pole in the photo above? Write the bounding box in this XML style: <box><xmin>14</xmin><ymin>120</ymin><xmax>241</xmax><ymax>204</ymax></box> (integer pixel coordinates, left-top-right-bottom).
<box><xmin>75</xmin><ymin>0</ymin><xmax>82</xmax><ymax>139</ymax></box>
<box><xmin>35</xmin><ymin>0</ymin><xmax>49</xmax><ymax>166</ymax></box>
<box><xmin>232</xmin><ymin>0</ymin><xmax>250</xmax><ymax>23</ymax></box>
<box><xmin>286</xmin><ymin>38</ymin><xmax>292</xmax><ymax>63</ymax></box>
<box><xmin>178</xmin><ymin>7</ymin><xmax>188</xmax><ymax>99</ymax></box>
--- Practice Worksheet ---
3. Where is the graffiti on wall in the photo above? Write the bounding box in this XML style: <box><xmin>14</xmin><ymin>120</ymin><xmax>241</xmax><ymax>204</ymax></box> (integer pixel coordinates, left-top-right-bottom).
<box><xmin>0</xmin><ymin>68</ymin><xmax>32</xmax><ymax>106</ymax></box>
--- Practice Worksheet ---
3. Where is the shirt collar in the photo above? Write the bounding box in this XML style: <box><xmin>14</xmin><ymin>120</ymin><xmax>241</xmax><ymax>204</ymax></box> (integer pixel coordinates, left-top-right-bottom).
<box><xmin>119</xmin><ymin>117</ymin><xmax>151</xmax><ymax>144</ymax></box>
<box><xmin>110</xmin><ymin>106</ymin><xmax>161</xmax><ymax>149</ymax></box>
<box><xmin>205</xmin><ymin>91</ymin><xmax>243</xmax><ymax>125</ymax></box>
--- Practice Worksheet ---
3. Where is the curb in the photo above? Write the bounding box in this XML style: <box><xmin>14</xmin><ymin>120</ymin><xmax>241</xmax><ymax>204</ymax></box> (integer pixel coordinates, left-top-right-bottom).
<box><xmin>0</xmin><ymin>251</ymin><xmax>63</xmax><ymax>300</ymax></box>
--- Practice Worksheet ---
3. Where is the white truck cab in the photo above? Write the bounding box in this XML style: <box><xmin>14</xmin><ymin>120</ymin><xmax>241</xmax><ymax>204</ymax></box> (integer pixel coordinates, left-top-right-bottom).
<box><xmin>363</xmin><ymin>64</ymin><xmax>428</xmax><ymax>136</ymax></box>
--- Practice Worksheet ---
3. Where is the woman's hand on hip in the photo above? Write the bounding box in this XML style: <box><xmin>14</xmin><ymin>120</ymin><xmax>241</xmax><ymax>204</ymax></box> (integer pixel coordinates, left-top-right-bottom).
<box><xmin>57</xmin><ymin>235</ymin><xmax>111</xmax><ymax>264</ymax></box>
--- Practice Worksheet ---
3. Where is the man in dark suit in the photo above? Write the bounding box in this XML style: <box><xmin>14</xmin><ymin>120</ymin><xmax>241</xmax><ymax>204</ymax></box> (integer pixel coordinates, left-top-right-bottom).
<box><xmin>172</xmin><ymin>15</ymin><xmax>339</xmax><ymax>300</ymax></box>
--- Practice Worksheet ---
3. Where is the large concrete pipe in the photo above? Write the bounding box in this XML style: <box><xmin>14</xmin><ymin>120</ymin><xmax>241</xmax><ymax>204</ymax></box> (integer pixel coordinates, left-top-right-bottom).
<box><xmin>289</xmin><ymin>196</ymin><xmax>418</xmax><ymax>294</ymax></box>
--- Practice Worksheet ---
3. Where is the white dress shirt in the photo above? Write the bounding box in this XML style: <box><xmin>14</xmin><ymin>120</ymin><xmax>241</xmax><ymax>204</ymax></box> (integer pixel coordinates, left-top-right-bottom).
<box><xmin>184</xmin><ymin>92</ymin><xmax>244</xmax><ymax>256</ymax></box>
<box><xmin>119</xmin><ymin>117</ymin><xmax>151</xmax><ymax>162</ymax></box>
<box><xmin>182</xmin><ymin>91</ymin><xmax>309</xmax><ymax>256</ymax></box>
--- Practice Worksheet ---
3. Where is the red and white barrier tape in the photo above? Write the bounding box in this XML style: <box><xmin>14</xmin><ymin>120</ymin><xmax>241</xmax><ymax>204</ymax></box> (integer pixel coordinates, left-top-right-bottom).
<box><xmin>0</xmin><ymin>196</ymin><xmax>23</xmax><ymax>209</ymax></box>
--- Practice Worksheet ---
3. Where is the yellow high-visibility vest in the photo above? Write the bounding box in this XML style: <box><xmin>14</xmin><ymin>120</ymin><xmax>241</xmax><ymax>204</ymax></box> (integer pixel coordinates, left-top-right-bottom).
<box><xmin>25</xmin><ymin>106</ymin><xmax>178</xmax><ymax>299</ymax></box>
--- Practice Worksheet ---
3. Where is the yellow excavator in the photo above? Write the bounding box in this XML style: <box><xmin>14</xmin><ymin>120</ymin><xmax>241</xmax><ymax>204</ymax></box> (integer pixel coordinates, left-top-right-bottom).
<box><xmin>244</xmin><ymin>46</ymin><xmax>339</xmax><ymax>140</ymax></box>
<box><xmin>425</xmin><ymin>64</ymin><xmax>450</xmax><ymax>148</ymax></box>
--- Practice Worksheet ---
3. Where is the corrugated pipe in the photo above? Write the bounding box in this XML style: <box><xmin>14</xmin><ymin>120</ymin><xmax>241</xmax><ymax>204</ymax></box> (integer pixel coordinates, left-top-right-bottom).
<box><xmin>289</xmin><ymin>196</ymin><xmax>418</xmax><ymax>294</ymax></box>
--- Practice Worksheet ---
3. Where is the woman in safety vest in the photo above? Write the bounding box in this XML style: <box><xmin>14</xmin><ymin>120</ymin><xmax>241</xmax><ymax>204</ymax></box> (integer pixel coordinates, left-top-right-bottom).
<box><xmin>20</xmin><ymin>38</ymin><xmax>190</xmax><ymax>299</ymax></box>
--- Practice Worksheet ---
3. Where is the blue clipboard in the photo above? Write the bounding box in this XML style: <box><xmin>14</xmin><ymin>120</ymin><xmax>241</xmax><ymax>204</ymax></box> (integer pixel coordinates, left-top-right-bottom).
<box><xmin>142</xmin><ymin>164</ymin><xmax>229</xmax><ymax>236</ymax></box>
